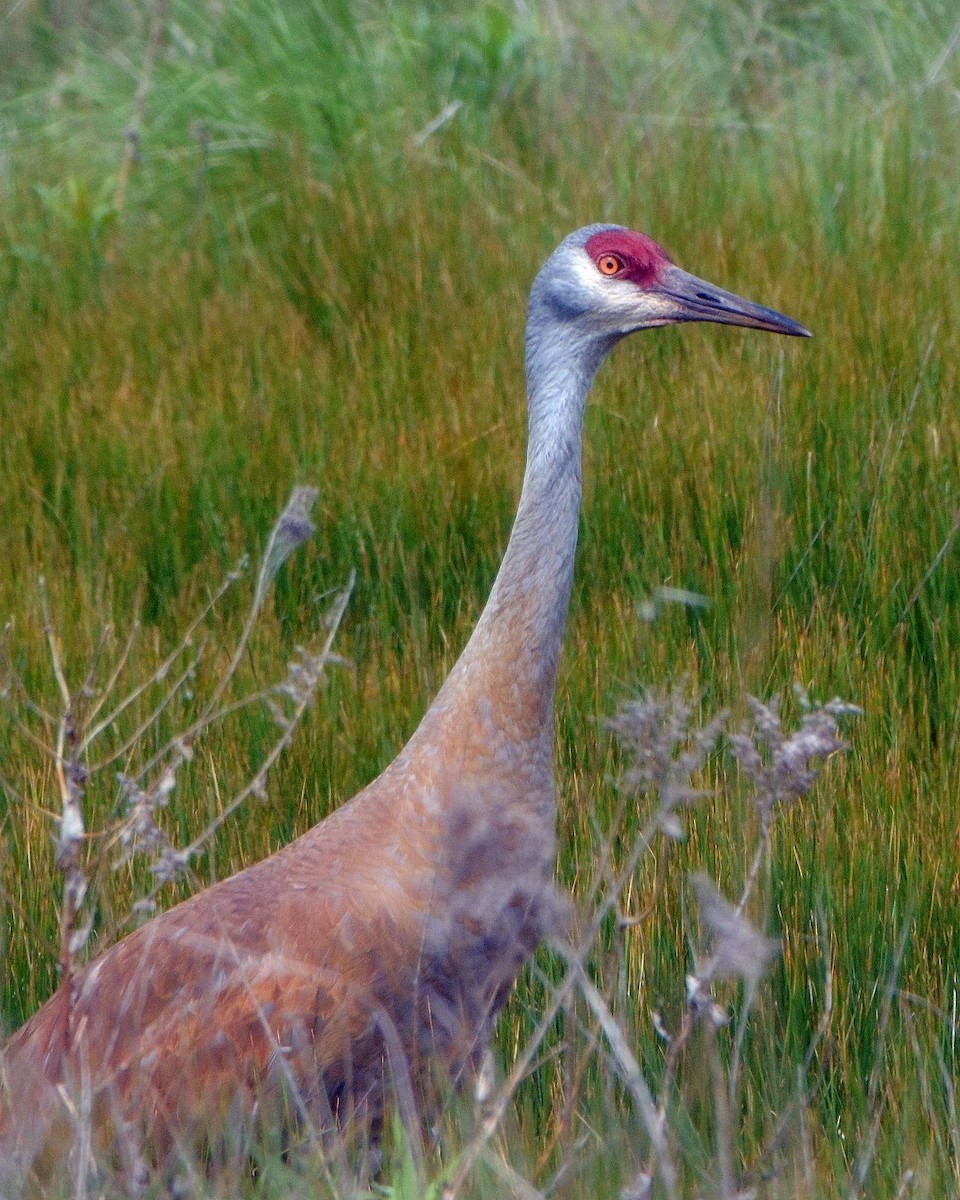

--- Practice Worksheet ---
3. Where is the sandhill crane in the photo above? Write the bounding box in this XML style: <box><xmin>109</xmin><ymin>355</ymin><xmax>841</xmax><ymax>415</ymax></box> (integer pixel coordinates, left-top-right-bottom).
<box><xmin>0</xmin><ymin>225</ymin><xmax>809</xmax><ymax>1187</ymax></box>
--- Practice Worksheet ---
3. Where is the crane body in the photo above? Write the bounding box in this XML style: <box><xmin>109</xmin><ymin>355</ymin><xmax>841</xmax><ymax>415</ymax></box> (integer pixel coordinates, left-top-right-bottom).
<box><xmin>0</xmin><ymin>225</ymin><xmax>809</xmax><ymax>1185</ymax></box>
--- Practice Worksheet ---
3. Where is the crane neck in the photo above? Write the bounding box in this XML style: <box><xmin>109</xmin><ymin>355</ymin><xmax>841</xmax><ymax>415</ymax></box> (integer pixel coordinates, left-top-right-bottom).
<box><xmin>410</xmin><ymin>314</ymin><xmax>611</xmax><ymax>777</ymax></box>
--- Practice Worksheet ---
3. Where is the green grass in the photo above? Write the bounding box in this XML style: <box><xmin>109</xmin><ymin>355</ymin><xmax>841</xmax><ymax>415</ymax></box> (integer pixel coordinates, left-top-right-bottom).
<box><xmin>1</xmin><ymin>0</ymin><xmax>959</xmax><ymax>1194</ymax></box>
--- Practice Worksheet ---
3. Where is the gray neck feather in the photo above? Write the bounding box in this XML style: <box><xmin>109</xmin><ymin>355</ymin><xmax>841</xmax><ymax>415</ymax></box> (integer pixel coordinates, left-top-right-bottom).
<box><xmin>423</xmin><ymin>276</ymin><xmax>616</xmax><ymax>747</ymax></box>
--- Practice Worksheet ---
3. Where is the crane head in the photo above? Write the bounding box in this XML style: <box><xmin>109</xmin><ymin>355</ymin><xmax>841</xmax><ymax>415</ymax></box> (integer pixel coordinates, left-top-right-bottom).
<box><xmin>533</xmin><ymin>224</ymin><xmax>811</xmax><ymax>342</ymax></box>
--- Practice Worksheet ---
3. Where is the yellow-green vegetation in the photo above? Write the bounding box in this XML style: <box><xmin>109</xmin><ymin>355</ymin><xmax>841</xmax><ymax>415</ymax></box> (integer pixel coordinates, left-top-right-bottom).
<box><xmin>1</xmin><ymin>1</ymin><xmax>958</xmax><ymax>1195</ymax></box>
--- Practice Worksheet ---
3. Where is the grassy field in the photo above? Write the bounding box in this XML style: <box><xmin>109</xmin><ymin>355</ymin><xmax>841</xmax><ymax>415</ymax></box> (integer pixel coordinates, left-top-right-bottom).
<box><xmin>1</xmin><ymin>0</ymin><xmax>959</xmax><ymax>1195</ymax></box>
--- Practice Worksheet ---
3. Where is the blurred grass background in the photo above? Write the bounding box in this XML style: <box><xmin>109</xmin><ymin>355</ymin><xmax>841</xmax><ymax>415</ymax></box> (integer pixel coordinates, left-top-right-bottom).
<box><xmin>1</xmin><ymin>0</ymin><xmax>959</xmax><ymax>1193</ymax></box>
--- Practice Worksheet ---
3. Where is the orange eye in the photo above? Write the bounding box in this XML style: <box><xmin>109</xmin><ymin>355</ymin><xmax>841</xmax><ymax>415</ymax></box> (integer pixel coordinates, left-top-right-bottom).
<box><xmin>597</xmin><ymin>253</ymin><xmax>624</xmax><ymax>276</ymax></box>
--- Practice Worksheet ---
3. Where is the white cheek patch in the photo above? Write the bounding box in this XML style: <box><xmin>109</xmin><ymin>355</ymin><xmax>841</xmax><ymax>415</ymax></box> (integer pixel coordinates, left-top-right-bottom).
<box><xmin>570</xmin><ymin>253</ymin><xmax>611</xmax><ymax>300</ymax></box>
<box><xmin>623</xmin><ymin>291</ymin><xmax>674</xmax><ymax>323</ymax></box>
<box><xmin>572</xmin><ymin>253</ymin><xmax>671</xmax><ymax>330</ymax></box>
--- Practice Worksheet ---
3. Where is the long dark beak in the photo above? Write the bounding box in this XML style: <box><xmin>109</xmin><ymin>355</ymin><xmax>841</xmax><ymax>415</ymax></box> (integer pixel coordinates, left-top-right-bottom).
<box><xmin>655</xmin><ymin>264</ymin><xmax>811</xmax><ymax>338</ymax></box>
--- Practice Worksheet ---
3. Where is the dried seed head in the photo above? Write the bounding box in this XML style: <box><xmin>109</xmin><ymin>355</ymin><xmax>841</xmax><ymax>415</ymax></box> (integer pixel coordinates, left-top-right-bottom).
<box><xmin>691</xmin><ymin>872</ymin><xmax>779</xmax><ymax>987</ymax></box>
